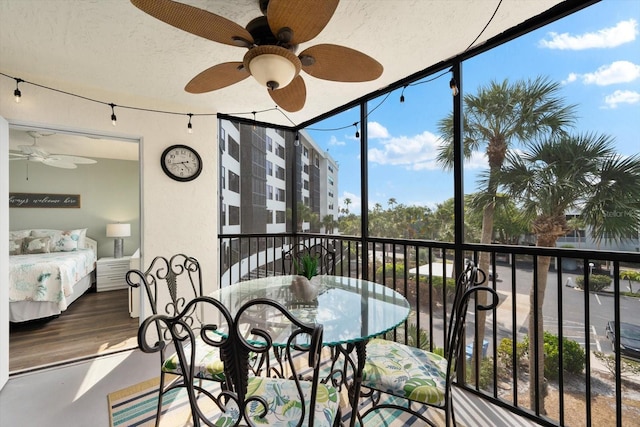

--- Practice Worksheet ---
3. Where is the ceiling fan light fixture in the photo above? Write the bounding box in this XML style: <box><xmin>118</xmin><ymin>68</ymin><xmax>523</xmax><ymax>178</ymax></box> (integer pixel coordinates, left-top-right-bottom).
<box><xmin>244</xmin><ymin>45</ymin><xmax>301</xmax><ymax>91</ymax></box>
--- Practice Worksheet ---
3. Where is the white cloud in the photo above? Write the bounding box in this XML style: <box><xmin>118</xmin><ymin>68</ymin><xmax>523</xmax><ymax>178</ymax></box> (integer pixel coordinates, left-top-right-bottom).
<box><xmin>367</xmin><ymin>121</ymin><xmax>390</xmax><ymax>139</ymax></box>
<box><xmin>368</xmin><ymin>130</ymin><xmax>442</xmax><ymax>170</ymax></box>
<box><xmin>539</xmin><ymin>19</ymin><xmax>637</xmax><ymax>50</ymax></box>
<box><xmin>604</xmin><ymin>90</ymin><xmax>640</xmax><ymax>108</ymax></box>
<box><xmin>327</xmin><ymin>135</ymin><xmax>345</xmax><ymax>146</ymax></box>
<box><xmin>566</xmin><ymin>61</ymin><xmax>640</xmax><ymax>86</ymax></box>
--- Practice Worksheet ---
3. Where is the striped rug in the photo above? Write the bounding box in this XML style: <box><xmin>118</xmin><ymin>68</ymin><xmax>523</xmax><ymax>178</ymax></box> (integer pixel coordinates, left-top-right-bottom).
<box><xmin>108</xmin><ymin>375</ymin><xmax>454</xmax><ymax>427</ymax></box>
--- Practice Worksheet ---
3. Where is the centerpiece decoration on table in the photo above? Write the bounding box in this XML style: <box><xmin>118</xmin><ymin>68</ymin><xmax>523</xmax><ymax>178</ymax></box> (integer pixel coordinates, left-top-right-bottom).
<box><xmin>290</xmin><ymin>253</ymin><xmax>320</xmax><ymax>302</ymax></box>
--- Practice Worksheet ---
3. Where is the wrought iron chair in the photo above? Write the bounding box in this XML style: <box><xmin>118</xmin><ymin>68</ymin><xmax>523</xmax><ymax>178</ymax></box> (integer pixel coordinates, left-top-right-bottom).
<box><xmin>126</xmin><ymin>254</ymin><xmax>225</xmax><ymax>427</ymax></box>
<box><xmin>357</xmin><ymin>261</ymin><xmax>499</xmax><ymax>426</ymax></box>
<box><xmin>140</xmin><ymin>296</ymin><xmax>341</xmax><ymax>426</ymax></box>
<box><xmin>137</xmin><ymin>296</ymin><xmax>234</xmax><ymax>427</ymax></box>
<box><xmin>282</xmin><ymin>242</ymin><xmax>336</xmax><ymax>276</ymax></box>
<box><xmin>218</xmin><ymin>297</ymin><xmax>341</xmax><ymax>426</ymax></box>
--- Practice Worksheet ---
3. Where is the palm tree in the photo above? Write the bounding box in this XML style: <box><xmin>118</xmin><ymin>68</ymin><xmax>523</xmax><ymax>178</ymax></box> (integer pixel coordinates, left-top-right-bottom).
<box><xmin>497</xmin><ymin>132</ymin><xmax>640</xmax><ymax>413</ymax></box>
<box><xmin>436</xmin><ymin>76</ymin><xmax>577</xmax><ymax>370</ymax></box>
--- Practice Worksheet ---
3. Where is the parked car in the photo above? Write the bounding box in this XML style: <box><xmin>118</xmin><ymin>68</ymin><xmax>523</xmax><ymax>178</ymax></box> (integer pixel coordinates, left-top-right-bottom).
<box><xmin>605</xmin><ymin>321</ymin><xmax>640</xmax><ymax>360</ymax></box>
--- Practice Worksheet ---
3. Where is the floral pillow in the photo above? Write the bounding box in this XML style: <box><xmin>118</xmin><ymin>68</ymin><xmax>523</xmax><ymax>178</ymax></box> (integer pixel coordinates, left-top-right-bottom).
<box><xmin>22</xmin><ymin>236</ymin><xmax>51</xmax><ymax>254</ymax></box>
<box><xmin>9</xmin><ymin>238</ymin><xmax>23</xmax><ymax>255</ymax></box>
<box><xmin>30</xmin><ymin>228</ymin><xmax>87</xmax><ymax>252</ymax></box>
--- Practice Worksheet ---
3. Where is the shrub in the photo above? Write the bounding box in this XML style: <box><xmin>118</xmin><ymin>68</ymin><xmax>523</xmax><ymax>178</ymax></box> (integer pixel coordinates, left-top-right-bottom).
<box><xmin>497</xmin><ymin>337</ymin><xmax>527</xmax><ymax>370</ymax></box>
<box><xmin>575</xmin><ymin>274</ymin><xmax>611</xmax><ymax>292</ymax></box>
<box><xmin>376</xmin><ymin>262</ymin><xmax>404</xmax><ymax>278</ymax></box>
<box><xmin>521</xmin><ymin>332</ymin><xmax>585</xmax><ymax>380</ymax></box>
<box><xmin>384</xmin><ymin>323</ymin><xmax>430</xmax><ymax>350</ymax></box>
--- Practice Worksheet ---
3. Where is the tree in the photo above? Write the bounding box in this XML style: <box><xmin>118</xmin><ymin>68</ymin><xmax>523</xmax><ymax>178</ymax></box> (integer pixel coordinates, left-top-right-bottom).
<box><xmin>436</xmin><ymin>76</ymin><xmax>577</xmax><ymax>376</ymax></box>
<box><xmin>497</xmin><ymin>132</ymin><xmax>640</xmax><ymax>412</ymax></box>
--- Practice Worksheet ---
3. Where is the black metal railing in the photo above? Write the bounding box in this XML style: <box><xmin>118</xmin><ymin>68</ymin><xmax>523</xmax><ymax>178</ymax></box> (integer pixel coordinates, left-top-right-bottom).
<box><xmin>219</xmin><ymin>232</ymin><xmax>640</xmax><ymax>427</ymax></box>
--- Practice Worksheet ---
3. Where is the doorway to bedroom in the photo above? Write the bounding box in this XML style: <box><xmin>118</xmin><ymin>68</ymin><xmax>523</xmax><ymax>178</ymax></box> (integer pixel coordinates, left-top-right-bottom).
<box><xmin>8</xmin><ymin>124</ymin><xmax>141</xmax><ymax>373</ymax></box>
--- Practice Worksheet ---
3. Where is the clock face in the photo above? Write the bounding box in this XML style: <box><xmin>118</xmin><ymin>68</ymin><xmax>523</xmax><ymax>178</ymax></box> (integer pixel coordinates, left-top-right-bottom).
<box><xmin>161</xmin><ymin>145</ymin><xmax>202</xmax><ymax>182</ymax></box>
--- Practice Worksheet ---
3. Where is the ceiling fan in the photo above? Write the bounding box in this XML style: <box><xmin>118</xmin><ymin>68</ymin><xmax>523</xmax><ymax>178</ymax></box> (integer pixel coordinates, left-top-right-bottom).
<box><xmin>9</xmin><ymin>131</ymin><xmax>98</xmax><ymax>169</ymax></box>
<box><xmin>131</xmin><ymin>0</ymin><xmax>384</xmax><ymax>112</ymax></box>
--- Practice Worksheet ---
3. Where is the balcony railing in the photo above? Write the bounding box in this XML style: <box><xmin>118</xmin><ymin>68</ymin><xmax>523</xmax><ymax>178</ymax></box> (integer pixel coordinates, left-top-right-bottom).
<box><xmin>219</xmin><ymin>232</ymin><xmax>640</xmax><ymax>427</ymax></box>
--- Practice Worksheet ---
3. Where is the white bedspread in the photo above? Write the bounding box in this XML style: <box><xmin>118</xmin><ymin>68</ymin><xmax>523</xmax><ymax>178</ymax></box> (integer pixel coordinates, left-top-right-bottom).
<box><xmin>9</xmin><ymin>248</ymin><xmax>96</xmax><ymax>311</ymax></box>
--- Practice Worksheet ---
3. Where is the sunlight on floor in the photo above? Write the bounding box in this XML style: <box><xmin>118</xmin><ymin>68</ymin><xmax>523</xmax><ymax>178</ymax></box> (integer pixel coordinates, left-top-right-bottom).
<box><xmin>73</xmin><ymin>350</ymin><xmax>135</xmax><ymax>402</ymax></box>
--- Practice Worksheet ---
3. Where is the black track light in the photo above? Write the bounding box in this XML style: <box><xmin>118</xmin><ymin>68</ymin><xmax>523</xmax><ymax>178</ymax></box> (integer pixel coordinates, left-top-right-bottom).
<box><xmin>449</xmin><ymin>78</ymin><xmax>459</xmax><ymax>96</ymax></box>
<box><xmin>109</xmin><ymin>103</ymin><xmax>117</xmax><ymax>126</ymax></box>
<box><xmin>14</xmin><ymin>78</ymin><xmax>23</xmax><ymax>103</ymax></box>
<box><xmin>354</xmin><ymin>123</ymin><xmax>360</xmax><ymax>138</ymax></box>
<box><xmin>187</xmin><ymin>113</ymin><xmax>193</xmax><ymax>134</ymax></box>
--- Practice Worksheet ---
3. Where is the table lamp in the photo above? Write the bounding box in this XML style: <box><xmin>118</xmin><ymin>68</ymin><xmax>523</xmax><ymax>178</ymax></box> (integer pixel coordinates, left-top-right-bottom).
<box><xmin>106</xmin><ymin>223</ymin><xmax>130</xmax><ymax>258</ymax></box>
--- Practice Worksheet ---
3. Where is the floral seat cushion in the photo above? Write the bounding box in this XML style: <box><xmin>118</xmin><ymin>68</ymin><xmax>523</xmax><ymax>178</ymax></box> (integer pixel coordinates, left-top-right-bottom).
<box><xmin>361</xmin><ymin>338</ymin><xmax>449</xmax><ymax>406</ymax></box>
<box><xmin>161</xmin><ymin>336</ymin><xmax>225</xmax><ymax>382</ymax></box>
<box><xmin>213</xmin><ymin>376</ymin><xmax>340</xmax><ymax>426</ymax></box>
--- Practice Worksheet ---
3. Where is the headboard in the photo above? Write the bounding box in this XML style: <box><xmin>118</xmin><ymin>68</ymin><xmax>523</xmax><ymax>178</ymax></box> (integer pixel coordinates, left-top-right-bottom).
<box><xmin>84</xmin><ymin>237</ymin><xmax>98</xmax><ymax>254</ymax></box>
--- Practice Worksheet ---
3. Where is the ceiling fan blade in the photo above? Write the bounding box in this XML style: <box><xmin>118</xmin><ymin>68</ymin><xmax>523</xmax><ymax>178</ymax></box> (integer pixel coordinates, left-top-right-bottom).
<box><xmin>18</xmin><ymin>144</ymin><xmax>49</xmax><ymax>157</ymax></box>
<box><xmin>267</xmin><ymin>0</ymin><xmax>338</xmax><ymax>45</ymax></box>
<box><xmin>131</xmin><ymin>0</ymin><xmax>254</xmax><ymax>47</ymax></box>
<box><xmin>9</xmin><ymin>152</ymin><xmax>27</xmax><ymax>158</ymax></box>
<box><xmin>53</xmin><ymin>155</ymin><xmax>97</xmax><ymax>165</ymax></box>
<box><xmin>300</xmin><ymin>44</ymin><xmax>383</xmax><ymax>82</ymax></box>
<box><xmin>185</xmin><ymin>62</ymin><xmax>250</xmax><ymax>93</ymax></box>
<box><xmin>42</xmin><ymin>158</ymin><xmax>78</xmax><ymax>169</ymax></box>
<box><xmin>269</xmin><ymin>75</ymin><xmax>306</xmax><ymax>112</ymax></box>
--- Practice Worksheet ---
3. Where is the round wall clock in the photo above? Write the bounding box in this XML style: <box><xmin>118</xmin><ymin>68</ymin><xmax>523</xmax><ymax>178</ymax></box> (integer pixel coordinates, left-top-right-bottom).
<box><xmin>161</xmin><ymin>144</ymin><xmax>203</xmax><ymax>182</ymax></box>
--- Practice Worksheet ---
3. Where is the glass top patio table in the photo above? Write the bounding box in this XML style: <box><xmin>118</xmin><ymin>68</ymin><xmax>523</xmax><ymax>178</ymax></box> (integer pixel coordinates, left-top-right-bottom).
<box><xmin>210</xmin><ymin>275</ymin><xmax>410</xmax><ymax>346</ymax></box>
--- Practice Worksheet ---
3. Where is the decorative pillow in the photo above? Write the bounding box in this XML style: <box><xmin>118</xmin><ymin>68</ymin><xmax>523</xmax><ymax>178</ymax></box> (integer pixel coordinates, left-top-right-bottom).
<box><xmin>31</xmin><ymin>228</ymin><xmax>87</xmax><ymax>252</ymax></box>
<box><xmin>9</xmin><ymin>230</ymin><xmax>31</xmax><ymax>240</ymax></box>
<box><xmin>9</xmin><ymin>238</ymin><xmax>23</xmax><ymax>255</ymax></box>
<box><xmin>22</xmin><ymin>236</ymin><xmax>51</xmax><ymax>254</ymax></box>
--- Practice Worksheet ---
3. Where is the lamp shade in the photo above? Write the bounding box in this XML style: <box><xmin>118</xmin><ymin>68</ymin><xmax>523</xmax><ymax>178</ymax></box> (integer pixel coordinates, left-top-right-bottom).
<box><xmin>244</xmin><ymin>45</ymin><xmax>301</xmax><ymax>90</ymax></box>
<box><xmin>106</xmin><ymin>223</ymin><xmax>131</xmax><ymax>238</ymax></box>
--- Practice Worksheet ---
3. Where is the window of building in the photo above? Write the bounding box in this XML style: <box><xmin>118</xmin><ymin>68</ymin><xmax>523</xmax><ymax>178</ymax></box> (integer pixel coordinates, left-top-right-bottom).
<box><xmin>229</xmin><ymin>205</ymin><xmax>240</xmax><ymax>225</ymax></box>
<box><xmin>229</xmin><ymin>136</ymin><xmax>240</xmax><ymax>161</ymax></box>
<box><xmin>303</xmin><ymin>164</ymin><xmax>309</xmax><ymax>174</ymax></box>
<box><xmin>221</xmin><ymin>203</ymin><xmax>226</xmax><ymax>226</ymax></box>
<box><xmin>275</xmin><ymin>166</ymin><xmax>285</xmax><ymax>180</ymax></box>
<box><xmin>266</xmin><ymin>209</ymin><xmax>274</xmax><ymax>224</ymax></box>
<box><xmin>276</xmin><ymin>188</ymin><xmax>285</xmax><ymax>201</ymax></box>
<box><xmin>229</xmin><ymin>170</ymin><xmax>240</xmax><ymax>193</ymax></box>
<box><xmin>266</xmin><ymin>160</ymin><xmax>273</xmax><ymax>176</ymax></box>
<box><xmin>219</xmin><ymin>127</ymin><xmax>226</xmax><ymax>152</ymax></box>
<box><xmin>266</xmin><ymin>135</ymin><xmax>272</xmax><ymax>152</ymax></box>
<box><xmin>267</xmin><ymin>184</ymin><xmax>273</xmax><ymax>200</ymax></box>
<box><xmin>303</xmin><ymin>147</ymin><xmax>309</xmax><ymax>158</ymax></box>
<box><xmin>328</xmin><ymin>177</ymin><xmax>334</xmax><ymax>186</ymax></box>
<box><xmin>276</xmin><ymin>210</ymin><xmax>286</xmax><ymax>223</ymax></box>
<box><xmin>221</xmin><ymin>166</ymin><xmax>226</xmax><ymax>189</ymax></box>
<box><xmin>303</xmin><ymin>180</ymin><xmax>309</xmax><ymax>190</ymax></box>
<box><xmin>328</xmin><ymin>164</ymin><xmax>333</xmax><ymax>173</ymax></box>
<box><xmin>275</xmin><ymin>143</ymin><xmax>285</xmax><ymax>159</ymax></box>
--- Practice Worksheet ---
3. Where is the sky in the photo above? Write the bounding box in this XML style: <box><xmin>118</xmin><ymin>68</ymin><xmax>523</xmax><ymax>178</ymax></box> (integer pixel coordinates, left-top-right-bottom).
<box><xmin>305</xmin><ymin>0</ymin><xmax>640</xmax><ymax>216</ymax></box>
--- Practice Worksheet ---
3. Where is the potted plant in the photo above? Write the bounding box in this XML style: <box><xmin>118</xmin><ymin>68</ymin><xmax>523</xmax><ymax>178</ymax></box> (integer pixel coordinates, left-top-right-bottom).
<box><xmin>290</xmin><ymin>253</ymin><xmax>320</xmax><ymax>301</ymax></box>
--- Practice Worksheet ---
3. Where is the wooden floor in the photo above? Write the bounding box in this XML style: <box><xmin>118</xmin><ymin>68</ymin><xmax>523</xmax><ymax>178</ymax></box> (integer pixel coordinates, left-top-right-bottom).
<box><xmin>9</xmin><ymin>289</ymin><xmax>139</xmax><ymax>373</ymax></box>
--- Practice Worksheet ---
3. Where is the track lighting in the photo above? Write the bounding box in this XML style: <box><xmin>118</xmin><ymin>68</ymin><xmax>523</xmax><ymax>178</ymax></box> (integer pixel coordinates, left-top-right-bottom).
<box><xmin>354</xmin><ymin>123</ymin><xmax>360</xmax><ymax>138</ymax></box>
<box><xmin>14</xmin><ymin>78</ymin><xmax>23</xmax><ymax>103</ymax></box>
<box><xmin>110</xmin><ymin>103</ymin><xmax>117</xmax><ymax>126</ymax></box>
<box><xmin>294</xmin><ymin>132</ymin><xmax>300</xmax><ymax>146</ymax></box>
<box><xmin>187</xmin><ymin>113</ymin><xmax>193</xmax><ymax>134</ymax></box>
<box><xmin>449</xmin><ymin>78</ymin><xmax>459</xmax><ymax>96</ymax></box>
<box><xmin>400</xmin><ymin>85</ymin><xmax>406</xmax><ymax>103</ymax></box>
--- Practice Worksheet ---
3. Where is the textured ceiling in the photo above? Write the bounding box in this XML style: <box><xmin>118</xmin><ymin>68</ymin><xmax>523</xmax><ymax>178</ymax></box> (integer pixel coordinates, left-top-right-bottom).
<box><xmin>0</xmin><ymin>0</ymin><xmax>568</xmax><ymax>128</ymax></box>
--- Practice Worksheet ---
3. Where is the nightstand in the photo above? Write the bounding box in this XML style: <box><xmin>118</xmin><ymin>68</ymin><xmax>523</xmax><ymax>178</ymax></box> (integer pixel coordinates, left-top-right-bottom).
<box><xmin>96</xmin><ymin>256</ymin><xmax>132</xmax><ymax>292</ymax></box>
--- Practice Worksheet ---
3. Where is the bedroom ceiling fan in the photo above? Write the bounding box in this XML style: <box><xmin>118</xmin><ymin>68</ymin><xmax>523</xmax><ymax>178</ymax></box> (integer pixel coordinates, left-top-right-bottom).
<box><xmin>9</xmin><ymin>131</ymin><xmax>98</xmax><ymax>169</ymax></box>
<box><xmin>131</xmin><ymin>0</ymin><xmax>384</xmax><ymax>112</ymax></box>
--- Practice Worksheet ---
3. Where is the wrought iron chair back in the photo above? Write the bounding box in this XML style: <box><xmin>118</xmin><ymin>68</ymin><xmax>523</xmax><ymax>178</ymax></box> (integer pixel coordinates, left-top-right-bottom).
<box><xmin>282</xmin><ymin>242</ymin><xmax>336</xmax><ymax>276</ymax></box>
<box><xmin>137</xmin><ymin>296</ymin><xmax>236</xmax><ymax>427</ymax></box>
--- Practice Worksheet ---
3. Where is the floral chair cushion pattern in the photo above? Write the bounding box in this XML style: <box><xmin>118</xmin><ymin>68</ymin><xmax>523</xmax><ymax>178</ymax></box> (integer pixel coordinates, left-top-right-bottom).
<box><xmin>213</xmin><ymin>376</ymin><xmax>340</xmax><ymax>427</ymax></box>
<box><xmin>162</xmin><ymin>337</ymin><xmax>225</xmax><ymax>382</ymax></box>
<box><xmin>361</xmin><ymin>338</ymin><xmax>449</xmax><ymax>406</ymax></box>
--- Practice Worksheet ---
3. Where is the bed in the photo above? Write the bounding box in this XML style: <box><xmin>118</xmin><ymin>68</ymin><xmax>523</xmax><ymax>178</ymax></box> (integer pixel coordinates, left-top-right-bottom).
<box><xmin>8</xmin><ymin>228</ymin><xmax>97</xmax><ymax>323</ymax></box>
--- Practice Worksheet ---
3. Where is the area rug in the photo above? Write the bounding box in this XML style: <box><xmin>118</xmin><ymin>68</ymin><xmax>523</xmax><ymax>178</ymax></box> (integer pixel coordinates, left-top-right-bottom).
<box><xmin>108</xmin><ymin>376</ymin><xmax>451</xmax><ymax>427</ymax></box>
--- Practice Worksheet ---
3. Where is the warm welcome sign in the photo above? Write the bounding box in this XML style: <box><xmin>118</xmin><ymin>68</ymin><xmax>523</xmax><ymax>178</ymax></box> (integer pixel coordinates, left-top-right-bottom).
<box><xmin>9</xmin><ymin>193</ymin><xmax>81</xmax><ymax>208</ymax></box>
